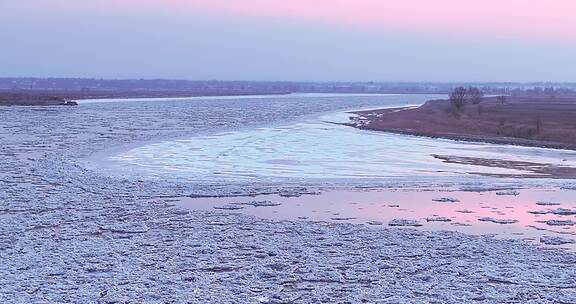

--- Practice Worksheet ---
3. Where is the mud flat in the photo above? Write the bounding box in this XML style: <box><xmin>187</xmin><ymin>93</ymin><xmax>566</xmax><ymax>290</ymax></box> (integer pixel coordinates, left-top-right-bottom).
<box><xmin>1</xmin><ymin>95</ymin><xmax>575</xmax><ymax>303</ymax></box>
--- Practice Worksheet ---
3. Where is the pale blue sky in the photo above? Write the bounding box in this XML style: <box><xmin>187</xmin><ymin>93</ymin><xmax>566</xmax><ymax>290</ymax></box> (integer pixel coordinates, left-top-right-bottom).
<box><xmin>1</xmin><ymin>0</ymin><xmax>575</xmax><ymax>82</ymax></box>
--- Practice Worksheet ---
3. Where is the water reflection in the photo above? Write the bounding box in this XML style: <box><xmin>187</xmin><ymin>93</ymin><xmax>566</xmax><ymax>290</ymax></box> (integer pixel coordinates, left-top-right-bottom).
<box><xmin>175</xmin><ymin>187</ymin><xmax>576</xmax><ymax>251</ymax></box>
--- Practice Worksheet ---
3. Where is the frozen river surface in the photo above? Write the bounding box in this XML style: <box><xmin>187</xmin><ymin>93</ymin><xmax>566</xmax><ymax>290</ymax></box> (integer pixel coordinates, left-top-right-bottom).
<box><xmin>91</xmin><ymin>94</ymin><xmax>576</xmax><ymax>184</ymax></box>
<box><xmin>2</xmin><ymin>93</ymin><xmax>576</xmax><ymax>302</ymax></box>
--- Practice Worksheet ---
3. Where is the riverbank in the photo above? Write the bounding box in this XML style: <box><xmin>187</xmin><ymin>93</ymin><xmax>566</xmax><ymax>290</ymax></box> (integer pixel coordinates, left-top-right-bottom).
<box><xmin>348</xmin><ymin>96</ymin><xmax>576</xmax><ymax>151</ymax></box>
<box><xmin>0</xmin><ymin>91</ymin><xmax>76</xmax><ymax>106</ymax></box>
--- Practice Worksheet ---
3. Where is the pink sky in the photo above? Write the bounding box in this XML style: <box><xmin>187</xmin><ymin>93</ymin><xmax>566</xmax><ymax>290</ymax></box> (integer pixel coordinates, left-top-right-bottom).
<box><xmin>3</xmin><ymin>0</ymin><xmax>576</xmax><ymax>81</ymax></box>
<box><xmin>110</xmin><ymin>0</ymin><xmax>576</xmax><ymax>40</ymax></box>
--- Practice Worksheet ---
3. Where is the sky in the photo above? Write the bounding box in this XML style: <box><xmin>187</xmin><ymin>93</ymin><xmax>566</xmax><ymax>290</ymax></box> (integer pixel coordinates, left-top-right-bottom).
<box><xmin>1</xmin><ymin>0</ymin><xmax>576</xmax><ymax>82</ymax></box>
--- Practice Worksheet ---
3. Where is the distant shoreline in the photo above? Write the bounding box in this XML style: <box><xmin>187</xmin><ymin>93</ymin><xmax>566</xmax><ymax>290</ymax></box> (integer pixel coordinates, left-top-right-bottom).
<box><xmin>0</xmin><ymin>90</ymin><xmax>292</xmax><ymax>106</ymax></box>
<box><xmin>0</xmin><ymin>90</ymin><xmax>415</xmax><ymax>106</ymax></box>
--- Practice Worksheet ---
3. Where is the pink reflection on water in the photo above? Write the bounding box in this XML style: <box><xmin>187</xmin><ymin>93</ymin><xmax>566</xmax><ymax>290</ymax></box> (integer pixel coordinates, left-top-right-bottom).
<box><xmin>176</xmin><ymin>187</ymin><xmax>576</xmax><ymax>251</ymax></box>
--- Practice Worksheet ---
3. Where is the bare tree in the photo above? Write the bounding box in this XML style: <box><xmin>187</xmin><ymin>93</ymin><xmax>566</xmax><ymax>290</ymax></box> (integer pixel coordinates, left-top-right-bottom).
<box><xmin>467</xmin><ymin>87</ymin><xmax>484</xmax><ymax>104</ymax></box>
<box><xmin>449</xmin><ymin>87</ymin><xmax>467</xmax><ymax>112</ymax></box>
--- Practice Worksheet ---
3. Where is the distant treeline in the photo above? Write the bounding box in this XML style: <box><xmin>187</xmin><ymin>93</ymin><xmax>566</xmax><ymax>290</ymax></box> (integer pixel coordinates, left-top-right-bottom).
<box><xmin>510</xmin><ymin>86</ymin><xmax>576</xmax><ymax>97</ymax></box>
<box><xmin>1</xmin><ymin>77</ymin><xmax>576</xmax><ymax>96</ymax></box>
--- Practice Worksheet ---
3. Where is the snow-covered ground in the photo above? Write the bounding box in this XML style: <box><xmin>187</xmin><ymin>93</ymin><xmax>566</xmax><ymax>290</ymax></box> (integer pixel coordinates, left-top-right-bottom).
<box><xmin>1</xmin><ymin>95</ymin><xmax>575</xmax><ymax>303</ymax></box>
